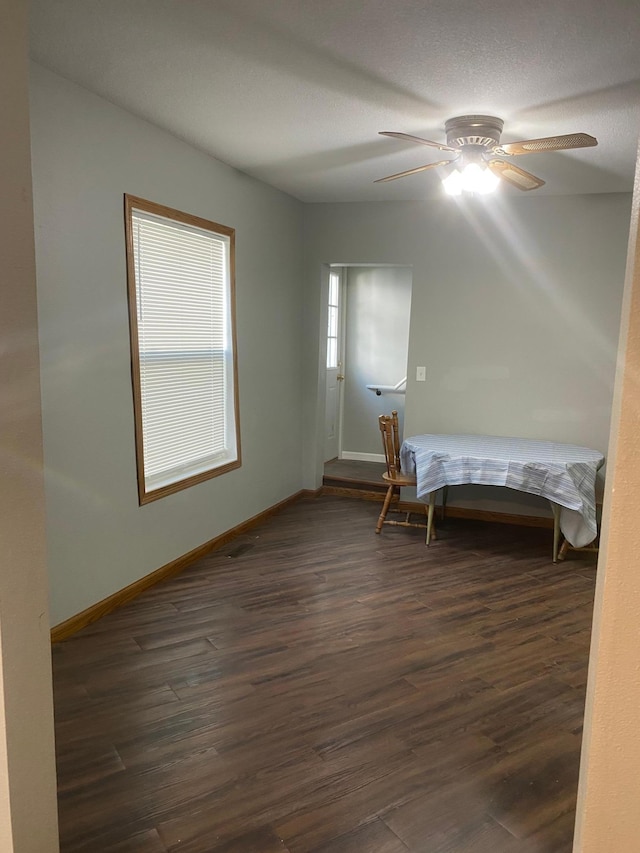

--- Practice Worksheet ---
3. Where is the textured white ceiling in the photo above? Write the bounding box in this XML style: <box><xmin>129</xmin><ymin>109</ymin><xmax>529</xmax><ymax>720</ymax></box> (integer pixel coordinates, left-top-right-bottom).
<box><xmin>29</xmin><ymin>0</ymin><xmax>640</xmax><ymax>202</ymax></box>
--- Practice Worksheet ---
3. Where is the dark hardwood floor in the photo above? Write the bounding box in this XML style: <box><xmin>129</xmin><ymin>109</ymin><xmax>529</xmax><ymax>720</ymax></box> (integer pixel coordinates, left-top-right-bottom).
<box><xmin>52</xmin><ymin>495</ymin><xmax>597</xmax><ymax>852</ymax></box>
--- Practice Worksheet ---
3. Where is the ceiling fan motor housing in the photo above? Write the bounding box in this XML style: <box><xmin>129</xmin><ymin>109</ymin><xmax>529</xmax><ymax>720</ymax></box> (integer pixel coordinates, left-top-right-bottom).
<box><xmin>445</xmin><ymin>115</ymin><xmax>504</xmax><ymax>149</ymax></box>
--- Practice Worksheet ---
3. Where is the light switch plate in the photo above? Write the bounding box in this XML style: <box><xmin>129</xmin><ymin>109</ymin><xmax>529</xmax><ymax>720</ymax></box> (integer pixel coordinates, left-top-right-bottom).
<box><xmin>416</xmin><ymin>366</ymin><xmax>426</xmax><ymax>382</ymax></box>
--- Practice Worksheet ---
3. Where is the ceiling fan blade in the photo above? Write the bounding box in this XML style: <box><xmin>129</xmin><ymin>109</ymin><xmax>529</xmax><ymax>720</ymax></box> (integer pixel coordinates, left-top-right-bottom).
<box><xmin>494</xmin><ymin>132</ymin><xmax>598</xmax><ymax>157</ymax></box>
<box><xmin>374</xmin><ymin>159</ymin><xmax>456</xmax><ymax>184</ymax></box>
<box><xmin>379</xmin><ymin>131</ymin><xmax>460</xmax><ymax>154</ymax></box>
<box><xmin>488</xmin><ymin>160</ymin><xmax>545</xmax><ymax>191</ymax></box>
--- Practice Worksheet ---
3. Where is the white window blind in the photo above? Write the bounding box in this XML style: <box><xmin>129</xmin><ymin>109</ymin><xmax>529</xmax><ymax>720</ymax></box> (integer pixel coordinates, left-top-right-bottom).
<box><xmin>126</xmin><ymin>197</ymin><xmax>240</xmax><ymax>502</ymax></box>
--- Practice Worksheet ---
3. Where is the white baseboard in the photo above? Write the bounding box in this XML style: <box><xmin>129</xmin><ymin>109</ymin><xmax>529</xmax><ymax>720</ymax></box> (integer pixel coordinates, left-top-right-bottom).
<box><xmin>340</xmin><ymin>451</ymin><xmax>386</xmax><ymax>464</ymax></box>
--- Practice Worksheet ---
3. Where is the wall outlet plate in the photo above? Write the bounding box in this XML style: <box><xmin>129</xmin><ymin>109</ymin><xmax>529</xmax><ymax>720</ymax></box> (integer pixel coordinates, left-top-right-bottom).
<box><xmin>416</xmin><ymin>366</ymin><xmax>426</xmax><ymax>382</ymax></box>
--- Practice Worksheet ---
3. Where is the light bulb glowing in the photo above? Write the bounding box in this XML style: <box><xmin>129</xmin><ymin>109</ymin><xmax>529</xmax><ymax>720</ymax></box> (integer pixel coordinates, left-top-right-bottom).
<box><xmin>442</xmin><ymin>168</ymin><xmax>463</xmax><ymax>196</ymax></box>
<box><xmin>443</xmin><ymin>161</ymin><xmax>500</xmax><ymax>196</ymax></box>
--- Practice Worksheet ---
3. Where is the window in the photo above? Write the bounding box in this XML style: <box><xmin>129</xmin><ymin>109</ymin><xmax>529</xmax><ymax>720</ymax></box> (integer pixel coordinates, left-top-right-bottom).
<box><xmin>327</xmin><ymin>269</ymin><xmax>340</xmax><ymax>369</ymax></box>
<box><xmin>124</xmin><ymin>195</ymin><xmax>240</xmax><ymax>504</ymax></box>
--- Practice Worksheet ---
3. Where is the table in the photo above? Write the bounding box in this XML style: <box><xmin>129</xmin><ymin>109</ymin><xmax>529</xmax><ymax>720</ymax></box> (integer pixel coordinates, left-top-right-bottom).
<box><xmin>400</xmin><ymin>434</ymin><xmax>604</xmax><ymax>561</ymax></box>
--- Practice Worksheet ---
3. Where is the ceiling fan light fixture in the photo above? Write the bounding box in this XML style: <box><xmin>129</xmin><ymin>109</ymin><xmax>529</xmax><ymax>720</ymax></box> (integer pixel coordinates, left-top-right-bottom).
<box><xmin>442</xmin><ymin>161</ymin><xmax>500</xmax><ymax>196</ymax></box>
<box><xmin>376</xmin><ymin>115</ymin><xmax>596</xmax><ymax>192</ymax></box>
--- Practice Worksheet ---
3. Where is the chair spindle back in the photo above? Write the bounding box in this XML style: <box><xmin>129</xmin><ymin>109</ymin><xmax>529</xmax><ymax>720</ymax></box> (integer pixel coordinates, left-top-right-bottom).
<box><xmin>378</xmin><ymin>411</ymin><xmax>402</xmax><ymax>480</ymax></box>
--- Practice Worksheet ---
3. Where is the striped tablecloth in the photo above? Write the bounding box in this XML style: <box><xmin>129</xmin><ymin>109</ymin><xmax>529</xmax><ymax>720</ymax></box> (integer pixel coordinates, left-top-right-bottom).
<box><xmin>400</xmin><ymin>434</ymin><xmax>604</xmax><ymax>548</ymax></box>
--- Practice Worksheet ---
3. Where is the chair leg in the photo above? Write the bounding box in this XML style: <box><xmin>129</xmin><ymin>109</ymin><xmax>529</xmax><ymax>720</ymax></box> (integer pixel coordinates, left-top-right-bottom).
<box><xmin>376</xmin><ymin>484</ymin><xmax>396</xmax><ymax>533</ymax></box>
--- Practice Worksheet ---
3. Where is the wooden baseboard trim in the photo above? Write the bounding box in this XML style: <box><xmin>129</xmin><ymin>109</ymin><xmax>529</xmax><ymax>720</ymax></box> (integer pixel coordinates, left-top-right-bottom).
<box><xmin>339</xmin><ymin>451</ymin><xmax>386</xmax><ymax>464</ymax></box>
<box><xmin>51</xmin><ymin>490</ymin><xmax>309</xmax><ymax>643</ymax></box>
<box><xmin>321</xmin><ymin>485</ymin><xmax>554</xmax><ymax>530</ymax></box>
<box><xmin>300</xmin><ymin>487</ymin><xmax>323</xmax><ymax>498</ymax></box>
<box><xmin>399</xmin><ymin>500</ymin><xmax>554</xmax><ymax>529</ymax></box>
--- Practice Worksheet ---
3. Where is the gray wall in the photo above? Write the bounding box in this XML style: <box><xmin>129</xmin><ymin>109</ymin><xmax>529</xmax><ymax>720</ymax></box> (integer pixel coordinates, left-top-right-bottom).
<box><xmin>342</xmin><ymin>266</ymin><xmax>411</xmax><ymax>456</ymax></box>
<box><xmin>303</xmin><ymin>195</ymin><xmax>631</xmax><ymax>516</ymax></box>
<box><xmin>30</xmin><ymin>64</ymin><xmax>305</xmax><ymax>626</ymax></box>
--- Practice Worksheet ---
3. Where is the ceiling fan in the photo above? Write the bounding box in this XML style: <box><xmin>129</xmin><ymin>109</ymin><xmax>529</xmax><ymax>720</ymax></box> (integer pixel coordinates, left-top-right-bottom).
<box><xmin>375</xmin><ymin>115</ymin><xmax>598</xmax><ymax>194</ymax></box>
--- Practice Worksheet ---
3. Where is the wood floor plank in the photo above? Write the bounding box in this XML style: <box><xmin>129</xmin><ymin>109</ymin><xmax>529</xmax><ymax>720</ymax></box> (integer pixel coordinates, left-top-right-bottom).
<box><xmin>166</xmin><ymin>825</ymin><xmax>292</xmax><ymax>853</ymax></box>
<box><xmin>52</xmin><ymin>495</ymin><xmax>597</xmax><ymax>852</ymax></box>
<box><xmin>307</xmin><ymin>818</ymin><xmax>409</xmax><ymax>852</ymax></box>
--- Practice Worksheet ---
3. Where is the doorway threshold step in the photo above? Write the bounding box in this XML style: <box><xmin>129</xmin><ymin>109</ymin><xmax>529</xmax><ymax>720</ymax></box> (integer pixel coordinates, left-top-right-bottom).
<box><xmin>323</xmin><ymin>458</ymin><xmax>387</xmax><ymax>491</ymax></box>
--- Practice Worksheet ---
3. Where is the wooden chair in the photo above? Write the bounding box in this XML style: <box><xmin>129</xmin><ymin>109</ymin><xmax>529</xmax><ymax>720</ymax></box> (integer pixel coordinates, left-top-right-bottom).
<box><xmin>375</xmin><ymin>411</ymin><xmax>436</xmax><ymax>543</ymax></box>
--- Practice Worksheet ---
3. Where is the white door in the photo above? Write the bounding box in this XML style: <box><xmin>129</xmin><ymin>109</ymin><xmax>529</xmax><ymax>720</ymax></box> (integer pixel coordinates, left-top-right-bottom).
<box><xmin>324</xmin><ymin>269</ymin><xmax>344</xmax><ymax>461</ymax></box>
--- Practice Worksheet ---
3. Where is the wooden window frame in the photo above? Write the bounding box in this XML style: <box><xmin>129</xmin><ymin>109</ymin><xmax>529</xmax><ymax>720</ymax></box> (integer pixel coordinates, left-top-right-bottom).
<box><xmin>124</xmin><ymin>194</ymin><xmax>241</xmax><ymax>505</ymax></box>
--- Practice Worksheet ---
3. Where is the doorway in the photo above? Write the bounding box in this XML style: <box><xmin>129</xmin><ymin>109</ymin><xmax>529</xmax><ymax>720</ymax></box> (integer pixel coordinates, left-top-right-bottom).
<box><xmin>322</xmin><ymin>264</ymin><xmax>412</xmax><ymax>464</ymax></box>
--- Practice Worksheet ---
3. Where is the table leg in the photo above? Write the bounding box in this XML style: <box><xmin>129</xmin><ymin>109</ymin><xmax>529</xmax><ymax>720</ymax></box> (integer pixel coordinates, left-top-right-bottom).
<box><xmin>426</xmin><ymin>492</ymin><xmax>436</xmax><ymax>545</ymax></box>
<box><xmin>550</xmin><ymin>501</ymin><xmax>561</xmax><ymax>563</ymax></box>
